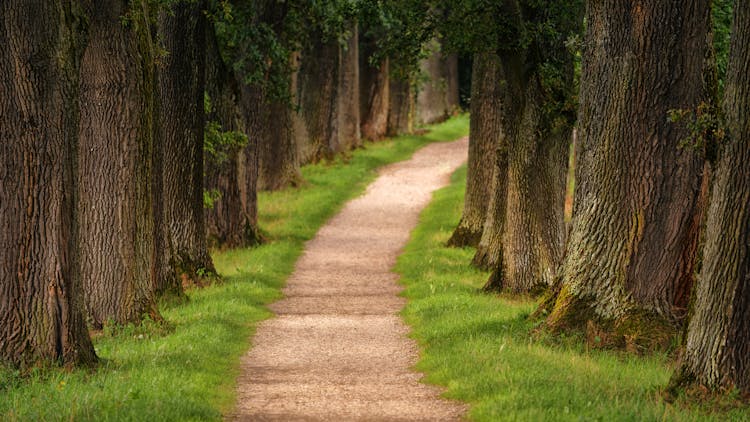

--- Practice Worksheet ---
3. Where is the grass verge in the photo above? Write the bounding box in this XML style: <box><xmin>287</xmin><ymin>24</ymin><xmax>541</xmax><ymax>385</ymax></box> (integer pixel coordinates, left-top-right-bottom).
<box><xmin>395</xmin><ymin>164</ymin><xmax>750</xmax><ymax>421</ymax></box>
<box><xmin>0</xmin><ymin>115</ymin><xmax>469</xmax><ymax>421</ymax></box>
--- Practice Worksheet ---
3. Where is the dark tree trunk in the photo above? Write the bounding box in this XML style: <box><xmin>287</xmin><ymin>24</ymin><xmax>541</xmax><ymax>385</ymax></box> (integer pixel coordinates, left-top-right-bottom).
<box><xmin>484</xmin><ymin>57</ymin><xmax>570</xmax><ymax>294</ymax></box>
<box><xmin>204</xmin><ymin>25</ymin><xmax>261</xmax><ymax>248</ymax></box>
<box><xmin>77</xmin><ymin>0</ymin><xmax>159</xmax><ymax>327</ymax></box>
<box><xmin>448</xmin><ymin>52</ymin><xmax>502</xmax><ymax>247</ymax></box>
<box><xmin>158</xmin><ymin>0</ymin><xmax>216</xmax><ymax>285</ymax></box>
<box><xmin>387</xmin><ymin>77</ymin><xmax>414</xmax><ymax>136</ymax></box>
<box><xmin>337</xmin><ymin>23</ymin><xmax>361</xmax><ymax>150</ymax></box>
<box><xmin>444</xmin><ymin>52</ymin><xmax>460</xmax><ymax>112</ymax></box>
<box><xmin>677</xmin><ymin>2</ymin><xmax>750</xmax><ymax>393</ymax></box>
<box><xmin>545</xmin><ymin>1</ymin><xmax>713</xmax><ymax>349</ymax></box>
<box><xmin>238</xmin><ymin>83</ymin><xmax>262</xmax><ymax>245</ymax></box>
<box><xmin>294</xmin><ymin>34</ymin><xmax>341</xmax><ymax>164</ymax></box>
<box><xmin>360</xmin><ymin>36</ymin><xmax>390</xmax><ymax>141</ymax></box>
<box><xmin>0</xmin><ymin>0</ymin><xmax>97</xmax><ymax>367</ymax></box>
<box><xmin>253</xmin><ymin>0</ymin><xmax>301</xmax><ymax>191</ymax></box>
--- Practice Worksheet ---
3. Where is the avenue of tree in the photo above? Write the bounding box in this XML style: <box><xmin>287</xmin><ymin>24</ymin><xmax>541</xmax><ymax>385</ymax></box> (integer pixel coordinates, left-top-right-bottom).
<box><xmin>1</xmin><ymin>0</ymin><xmax>748</xmax><ymax>402</ymax></box>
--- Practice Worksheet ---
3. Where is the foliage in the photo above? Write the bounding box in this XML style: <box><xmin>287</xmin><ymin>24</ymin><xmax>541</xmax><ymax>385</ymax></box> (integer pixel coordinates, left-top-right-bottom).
<box><xmin>0</xmin><ymin>116</ymin><xmax>468</xmax><ymax>422</ymax></box>
<box><xmin>209</xmin><ymin>0</ymin><xmax>358</xmax><ymax>101</ymax></box>
<box><xmin>358</xmin><ymin>0</ymin><xmax>435</xmax><ymax>81</ymax></box>
<box><xmin>395</xmin><ymin>164</ymin><xmax>750</xmax><ymax>421</ymax></box>
<box><xmin>713</xmin><ymin>0</ymin><xmax>735</xmax><ymax>93</ymax></box>
<box><xmin>668</xmin><ymin>101</ymin><xmax>724</xmax><ymax>162</ymax></box>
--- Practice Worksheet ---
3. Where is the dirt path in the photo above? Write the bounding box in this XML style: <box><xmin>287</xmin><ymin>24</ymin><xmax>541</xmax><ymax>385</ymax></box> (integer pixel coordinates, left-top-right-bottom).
<box><xmin>229</xmin><ymin>137</ymin><xmax>469</xmax><ymax>421</ymax></box>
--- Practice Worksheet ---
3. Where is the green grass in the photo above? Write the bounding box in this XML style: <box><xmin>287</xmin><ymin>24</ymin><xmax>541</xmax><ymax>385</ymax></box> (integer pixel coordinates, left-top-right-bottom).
<box><xmin>0</xmin><ymin>115</ymin><xmax>469</xmax><ymax>421</ymax></box>
<box><xmin>395</xmin><ymin>164</ymin><xmax>750</xmax><ymax>422</ymax></box>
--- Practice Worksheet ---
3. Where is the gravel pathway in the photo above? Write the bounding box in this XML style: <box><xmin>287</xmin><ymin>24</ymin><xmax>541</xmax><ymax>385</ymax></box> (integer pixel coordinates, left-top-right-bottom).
<box><xmin>229</xmin><ymin>137</ymin><xmax>469</xmax><ymax>421</ymax></box>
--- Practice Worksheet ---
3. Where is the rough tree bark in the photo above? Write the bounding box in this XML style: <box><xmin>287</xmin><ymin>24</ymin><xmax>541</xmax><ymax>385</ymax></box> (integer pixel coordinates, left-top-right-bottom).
<box><xmin>485</xmin><ymin>60</ymin><xmax>570</xmax><ymax>294</ymax></box>
<box><xmin>676</xmin><ymin>2</ymin><xmax>750</xmax><ymax>393</ymax></box>
<box><xmin>472</xmin><ymin>141</ymin><xmax>509</xmax><ymax>271</ymax></box>
<box><xmin>253</xmin><ymin>0</ymin><xmax>301</xmax><ymax>191</ymax></box>
<box><xmin>204</xmin><ymin>24</ymin><xmax>261</xmax><ymax>248</ymax></box>
<box><xmin>448</xmin><ymin>52</ymin><xmax>503</xmax><ymax>247</ymax></box>
<box><xmin>77</xmin><ymin>0</ymin><xmax>160</xmax><ymax>327</ymax></box>
<box><xmin>544</xmin><ymin>1</ymin><xmax>713</xmax><ymax>349</ymax></box>
<box><xmin>387</xmin><ymin>77</ymin><xmax>414</xmax><ymax>136</ymax></box>
<box><xmin>337</xmin><ymin>22</ymin><xmax>361</xmax><ymax>151</ymax></box>
<box><xmin>0</xmin><ymin>0</ymin><xmax>97</xmax><ymax>367</ymax></box>
<box><xmin>360</xmin><ymin>35</ymin><xmax>390</xmax><ymax>141</ymax></box>
<box><xmin>294</xmin><ymin>34</ymin><xmax>341</xmax><ymax>164</ymax></box>
<box><xmin>158</xmin><ymin>0</ymin><xmax>216</xmax><ymax>285</ymax></box>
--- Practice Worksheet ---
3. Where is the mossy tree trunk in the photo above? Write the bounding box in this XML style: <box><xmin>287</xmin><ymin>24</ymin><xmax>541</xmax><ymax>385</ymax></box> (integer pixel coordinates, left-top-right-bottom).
<box><xmin>77</xmin><ymin>0</ymin><xmax>160</xmax><ymax>327</ymax></box>
<box><xmin>0</xmin><ymin>0</ymin><xmax>97</xmax><ymax>367</ymax></box>
<box><xmin>158</xmin><ymin>0</ymin><xmax>216</xmax><ymax>285</ymax></box>
<box><xmin>360</xmin><ymin>36</ymin><xmax>390</xmax><ymax>142</ymax></box>
<box><xmin>204</xmin><ymin>23</ymin><xmax>261</xmax><ymax>248</ymax></box>
<box><xmin>448</xmin><ymin>52</ymin><xmax>502</xmax><ymax>248</ymax></box>
<box><xmin>544</xmin><ymin>0</ymin><xmax>713</xmax><ymax>349</ymax></box>
<box><xmin>678</xmin><ymin>2</ymin><xmax>750</xmax><ymax>393</ymax></box>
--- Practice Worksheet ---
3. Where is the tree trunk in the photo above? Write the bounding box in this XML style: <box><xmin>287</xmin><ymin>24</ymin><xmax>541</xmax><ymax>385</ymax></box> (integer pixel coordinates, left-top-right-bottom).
<box><xmin>444</xmin><ymin>52</ymin><xmax>460</xmax><ymax>112</ymax></box>
<box><xmin>0</xmin><ymin>0</ymin><xmax>97</xmax><ymax>367</ymax></box>
<box><xmin>486</xmin><ymin>74</ymin><xmax>569</xmax><ymax>293</ymax></box>
<box><xmin>294</xmin><ymin>35</ymin><xmax>340</xmax><ymax>164</ymax></box>
<box><xmin>337</xmin><ymin>23</ymin><xmax>361</xmax><ymax>151</ymax></box>
<box><xmin>448</xmin><ymin>52</ymin><xmax>502</xmax><ymax>247</ymax></box>
<box><xmin>158</xmin><ymin>0</ymin><xmax>216</xmax><ymax>285</ymax></box>
<box><xmin>77</xmin><ymin>0</ymin><xmax>159</xmax><ymax>327</ymax></box>
<box><xmin>238</xmin><ymin>83</ymin><xmax>262</xmax><ymax>245</ymax></box>
<box><xmin>472</xmin><ymin>139</ymin><xmax>509</xmax><ymax>271</ymax></box>
<box><xmin>253</xmin><ymin>1</ymin><xmax>301</xmax><ymax>191</ymax></box>
<box><xmin>677</xmin><ymin>2</ymin><xmax>750</xmax><ymax>393</ymax></box>
<box><xmin>204</xmin><ymin>24</ymin><xmax>261</xmax><ymax>248</ymax></box>
<box><xmin>387</xmin><ymin>77</ymin><xmax>414</xmax><ymax>136</ymax></box>
<box><xmin>417</xmin><ymin>39</ymin><xmax>450</xmax><ymax>125</ymax></box>
<box><xmin>360</xmin><ymin>36</ymin><xmax>390</xmax><ymax>141</ymax></box>
<box><xmin>545</xmin><ymin>0</ymin><xmax>713</xmax><ymax>349</ymax></box>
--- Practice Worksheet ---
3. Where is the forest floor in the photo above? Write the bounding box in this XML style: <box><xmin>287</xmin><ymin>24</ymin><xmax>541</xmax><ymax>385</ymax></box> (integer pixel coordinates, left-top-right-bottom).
<box><xmin>228</xmin><ymin>137</ymin><xmax>469</xmax><ymax>420</ymax></box>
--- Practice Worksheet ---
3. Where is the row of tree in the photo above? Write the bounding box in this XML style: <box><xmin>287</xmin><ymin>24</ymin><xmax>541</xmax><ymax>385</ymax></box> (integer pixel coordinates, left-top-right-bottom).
<box><xmin>0</xmin><ymin>0</ymin><xmax>459</xmax><ymax>368</ymax></box>
<box><xmin>445</xmin><ymin>0</ymin><xmax>748</xmax><ymax>395</ymax></box>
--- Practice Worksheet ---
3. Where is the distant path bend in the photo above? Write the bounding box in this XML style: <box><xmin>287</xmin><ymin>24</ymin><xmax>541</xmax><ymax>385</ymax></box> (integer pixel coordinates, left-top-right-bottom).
<box><xmin>230</xmin><ymin>137</ymin><xmax>469</xmax><ymax>421</ymax></box>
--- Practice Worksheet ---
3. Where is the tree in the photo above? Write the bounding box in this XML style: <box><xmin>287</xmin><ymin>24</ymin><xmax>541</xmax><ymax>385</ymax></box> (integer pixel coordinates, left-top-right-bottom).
<box><xmin>676</xmin><ymin>1</ymin><xmax>750</xmax><ymax>393</ymax></box>
<box><xmin>77</xmin><ymin>0</ymin><xmax>161</xmax><ymax>327</ymax></box>
<box><xmin>416</xmin><ymin>38</ymin><xmax>459</xmax><ymax>125</ymax></box>
<box><xmin>0</xmin><ymin>0</ymin><xmax>97</xmax><ymax>367</ymax></box>
<box><xmin>158</xmin><ymin>0</ymin><xmax>217</xmax><ymax>285</ymax></box>
<box><xmin>438</xmin><ymin>0</ymin><xmax>580</xmax><ymax>293</ymax></box>
<box><xmin>204</xmin><ymin>11</ymin><xmax>260</xmax><ymax>248</ymax></box>
<box><xmin>447</xmin><ymin>52</ymin><xmax>502</xmax><ymax>247</ymax></box>
<box><xmin>544</xmin><ymin>0</ymin><xmax>713</xmax><ymax>349</ymax></box>
<box><xmin>360</xmin><ymin>35</ymin><xmax>390</xmax><ymax>141</ymax></box>
<box><xmin>213</xmin><ymin>0</ymin><xmax>302</xmax><ymax>191</ymax></box>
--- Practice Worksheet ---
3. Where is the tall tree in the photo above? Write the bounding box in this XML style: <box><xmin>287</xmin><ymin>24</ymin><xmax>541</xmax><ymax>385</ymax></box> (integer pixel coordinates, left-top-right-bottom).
<box><xmin>544</xmin><ymin>0</ymin><xmax>713</xmax><ymax>348</ymax></box>
<box><xmin>338</xmin><ymin>22</ymin><xmax>362</xmax><ymax>150</ymax></box>
<box><xmin>204</xmin><ymin>24</ymin><xmax>258</xmax><ymax>248</ymax></box>
<box><xmin>676</xmin><ymin>1</ymin><xmax>750</xmax><ymax>393</ymax></box>
<box><xmin>158</xmin><ymin>0</ymin><xmax>216</xmax><ymax>284</ymax></box>
<box><xmin>416</xmin><ymin>38</ymin><xmax>459</xmax><ymax>125</ymax></box>
<box><xmin>447</xmin><ymin>52</ymin><xmax>502</xmax><ymax>247</ymax></box>
<box><xmin>360</xmin><ymin>35</ymin><xmax>390</xmax><ymax>141</ymax></box>
<box><xmin>387</xmin><ymin>78</ymin><xmax>414</xmax><ymax>135</ymax></box>
<box><xmin>0</xmin><ymin>0</ymin><xmax>97</xmax><ymax>367</ymax></box>
<box><xmin>77</xmin><ymin>0</ymin><xmax>160</xmax><ymax>327</ymax></box>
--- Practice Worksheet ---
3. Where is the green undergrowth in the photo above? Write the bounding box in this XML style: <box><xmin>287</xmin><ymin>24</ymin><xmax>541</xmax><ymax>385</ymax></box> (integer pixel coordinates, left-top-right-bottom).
<box><xmin>0</xmin><ymin>115</ymin><xmax>469</xmax><ymax>422</ymax></box>
<box><xmin>395</xmin><ymin>164</ymin><xmax>750</xmax><ymax>421</ymax></box>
